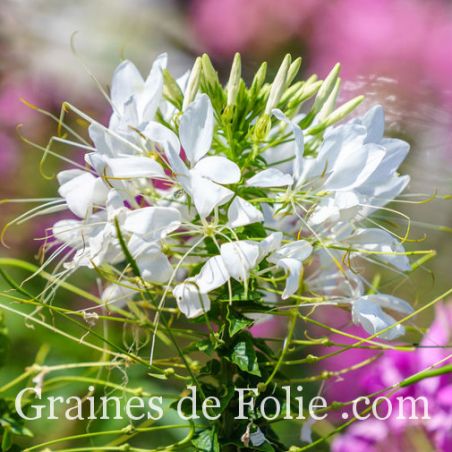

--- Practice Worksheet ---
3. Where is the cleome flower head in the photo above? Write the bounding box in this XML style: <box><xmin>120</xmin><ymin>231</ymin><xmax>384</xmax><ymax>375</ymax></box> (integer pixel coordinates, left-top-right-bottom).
<box><xmin>26</xmin><ymin>53</ymin><xmax>423</xmax><ymax>344</ymax></box>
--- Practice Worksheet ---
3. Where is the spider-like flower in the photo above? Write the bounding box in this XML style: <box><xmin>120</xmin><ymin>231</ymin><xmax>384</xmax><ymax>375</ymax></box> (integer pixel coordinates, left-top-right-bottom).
<box><xmin>33</xmin><ymin>53</ymin><xmax>418</xmax><ymax>341</ymax></box>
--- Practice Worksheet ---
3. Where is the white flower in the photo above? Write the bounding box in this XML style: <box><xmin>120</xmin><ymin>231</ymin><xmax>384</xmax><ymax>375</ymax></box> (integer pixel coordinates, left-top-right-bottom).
<box><xmin>164</xmin><ymin>94</ymin><xmax>241</xmax><ymax>218</ymax></box>
<box><xmin>338</xmin><ymin>226</ymin><xmax>410</xmax><ymax>272</ymax></box>
<box><xmin>268</xmin><ymin>240</ymin><xmax>313</xmax><ymax>299</ymax></box>
<box><xmin>351</xmin><ymin>294</ymin><xmax>413</xmax><ymax>340</ymax></box>
<box><xmin>123</xmin><ymin>206</ymin><xmax>181</xmax><ymax>242</ymax></box>
<box><xmin>109</xmin><ymin>54</ymin><xmax>167</xmax><ymax>133</ymax></box>
<box><xmin>173</xmin><ymin>233</ymin><xmax>283</xmax><ymax>318</ymax></box>
<box><xmin>305</xmin><ymin>106</ymin><xmax>410</xmax><ymax>224</ymax></box>
<box><xmin>247</xmin><ymin>106</ymin><xmax>410</xmax><ymax>228</ymax></box>
<box><xmin>53</xmin><ymin>190</ymin><xmax>124</xmax><ymax>269</ymax></box>
<box><xmin>173</xmin><ymin>281</ymin><xmax>211</xmax><ymax>319</ymax></box>
<box><xmin>57</xmin><ymin>169</ymin><xmax>109</xmax><ymax>218</ymax></box>
<box><xmin>86</xmin><ymin>123</ymin><xmax>168</xmax><ymax>202</ymax></box>
<box><xmin>123</xmin><ymin>206</ymin><xmax>181</xmax><ymax>283</ymax></box>
<box><xmin>227</xmin><ymin>197</ymin><xmax>264</xmax><ymax>228</ymax></box>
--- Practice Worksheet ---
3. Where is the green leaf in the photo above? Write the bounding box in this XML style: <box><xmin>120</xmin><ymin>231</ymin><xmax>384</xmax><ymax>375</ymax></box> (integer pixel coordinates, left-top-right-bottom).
<box><xmin>192</xmin><ymin>427</ymin><xmax>220</xmax><ymax>452</ymax></box>
<box><xmin>255</xmin><ymin>442</ymin><xmax>276</xmax><ymax>452</ymax></box>
<box><xmin>227</xmin><ymin>308</ymin><xmax>254</xmax><ymax>337</ymax></box>
<box><xmin>0</xmin><ymin>415</ymin><xmax>33</xmax><ymax>438</ymax></box>
<box><xmin>230</xmin><ymin>337</ymin><xmax>261</xmax><ymax>376</ymax></box>
<box><xmin>2</xmin><ymin>426</ymin><xmax>12</xmax><ymax>451</ymax></box>
<box><xmin>191</xmin><ymin>339</ymin><xmax>215</xmax><ymax>355</ymax></box>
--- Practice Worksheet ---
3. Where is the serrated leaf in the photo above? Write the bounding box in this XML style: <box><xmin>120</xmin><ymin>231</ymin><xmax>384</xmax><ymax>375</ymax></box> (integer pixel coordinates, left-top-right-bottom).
<box><xmin>230</xmin><ymin>337</ymin><xmax>261</xmax><ymax>376</ymax></box>
<box><xmin>192</xmin><ymin>427</ymin><xmax>220</xmax><ymax>452</ymax></box>
<box><xmin>227</xmin><ymin>308</ymin><xmax>254</xmax><ymax>337</ymax></box>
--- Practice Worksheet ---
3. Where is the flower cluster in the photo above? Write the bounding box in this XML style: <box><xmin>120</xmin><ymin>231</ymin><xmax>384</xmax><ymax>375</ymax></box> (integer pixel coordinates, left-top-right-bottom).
<box><xmin>19</xmin><ymin>55</ymin><xmax>411</xmax><ymax>350</ymax></box>
<box><xmin>38</xmin><ymin>53</ymin><xmax>417</xmax><ymax>343</ymax></box>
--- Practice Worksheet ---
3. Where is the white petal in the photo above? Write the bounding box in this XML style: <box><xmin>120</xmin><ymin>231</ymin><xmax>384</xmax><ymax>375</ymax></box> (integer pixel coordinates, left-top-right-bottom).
<box><xmin>309</xmin><ymin>198</ymin><xmax>340</xmax><ymax>225</ymax></box>
<box><xmin>58</xmin><ymin>171</ymin><xmax>108</xmax><ymax>218</ymax></box>
<box><xmin>106</xmin><ymin>156</ymin><xmax>166</xmax><ymax>179</ymax></box>
<box><xmin>57</xmin><ymin>169</ymin><xmax>85</xmax><ymax>185</ymax></box>
<box><xmin>276</xmin><ymin>257</ymin><xmax>303</xmax><ymax>299</ymax></box>
<box><xmin>269</xmin><ymin>240</ymin><xmax>313</xmax><ymax>262</ymax></box>
<box><xmin>352</xmin><ymin>298</ymin><xmax>406</xmax><ymax>340</ymax></box>
<box><xmin>88</xmin><ymin>125</ymin><xmax>136</xmax><ymax>165</ymax></box>
<box><xmin>227</xmin><ymin>197</ymin><xmax>263</xmax><ymax>228</ymax></box>
<box><xmin>124</xmin><ymin>206</ymin><xmax>181</xmax><ymax>240</ymax></box>
<box><xmin>272</xmin><ymin>108</ymin><xmax>304</xmax><ymax>181</ymax></box>
<box><xmin>88</xmin><ymin>226</ymin><xmax>119</xmax><ymax>267</ymax></box>
<box><xmin>53</xmin><ymin>219</ymin><xmax>83</xmax><ymax>247</ymax></box>
<box><xmin>173</xmin><ymin>281</ymin><xmax>211</xmax><ymax>318</ymax></box>
<box><xmin>364</xmin><ymin>138</ymin><xmax>409</xmax><ymax>186</ymax></box>
<box><xmin>139</xmin><ymin>53</ymin><xmax>167</xmax><ymax>120</ymax></box>
<box><xmin>334</xmin><ymin>191</ymin><xmax>360</xmax><ymax>210</ymax></box>
<box><xmin>143</xmin><ymin>122</ymin><xmax>188</xmax><ymax>183</ymax></box>
<box><xmin>347</xmin><ymin>229</ymin><xmax>410</xmax><ymax>271</ymax></box>
<box><xmin>350</xmin><ymin>144</ymin><xmax>386</xmax><ymax>189</ymax></box>
<box><xmin>364</xmin><ymin>294</ymin><xmax>413</xmax><ymax>315</ymax></box>
<box><xmin>362</xmin><ymin>105</ymin><xmax>385</xmax><ymax>143</ymax></box>
<box><xmin>106</xmin><ymin>190</ymin><xmax>126</xmax><ymax>221</ymax></box>
<box><xmin>258</xmin><ymin>232</ymin><xmax>283</xmax><ymax>261</ymax></box>
<box><xmin>179</xmin><ymin>94</ymin><xmax>214</xmax><ymax>165</ymax></box>
<box><xmin>143</xmin><ymin>121</ymin><xmax>180</xmax><ymax>156</ymax></box>
<box><xmin>301</xmin><ymin>417</ymin><xmax>316</xmax><ymax>444</ymax></box>
<box><xmin>193</xmin><ymin>156</ymin><xmax>241</xmax><ymax>184</ymax></box>
<box><xmin>92</xmin><ymin>177</ymin><xmax>110</xmax><ymax>205</ymax></box>
<box><xmin>111</xmin><ymin>60</ymin><xmax>144</xmax><ymax>109</ymax></box>
<box><xmin>136</xmin><ymin>250</ymin><xmax>173</xmax><ymax>283</ymax></box>
<box><xmin>324</xmin><ymin>144</ymin><xmax>369</xmax><ymax>191</ymax></box>
<box><xmin>195</xmin><ymin>255</ymin><xmax>230</xmax><ymax>292</ymax></box>
<box><xmin>190</xmin><ymin>176</ymin><xmax>234</xmax><ymax>218</ymax></box>
<box><xmin>308</xmin><ymin>123</ymin><xmax>367</xmax><ymax>183</ymax></box>
<box><xmin>102</xmin><ymin>284</ymin><xmax>136</xmax><ymax>308</ymax></box>
<box><xmin>246</xmin><ymin>168</ymin><xmax>293</xmax><ymax>187</ymax></box>
<box><xmin>220</xmin><ymin>241</ymin><xmax>260</xmax><ymax>283</ymax></box>
<box><xmin>88</xmin><ymin>124</ymin><xmax>115</xmax><ymax>158</ymax></box>
<box><xmin>366</xmin><ymin>175</ymin><xmax>410</xmax><ymax>208</ymax></box>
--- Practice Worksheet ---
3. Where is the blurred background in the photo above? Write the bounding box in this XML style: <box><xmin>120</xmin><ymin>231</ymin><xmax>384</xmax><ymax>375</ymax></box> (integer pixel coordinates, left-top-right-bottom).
<box><xmin>0</xmin><ymin>0</ymin><xmax>451</xmax><ymax>448</ymax></box>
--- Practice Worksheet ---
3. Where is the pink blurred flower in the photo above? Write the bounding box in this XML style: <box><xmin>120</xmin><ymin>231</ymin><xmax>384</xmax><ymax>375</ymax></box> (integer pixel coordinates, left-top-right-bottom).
<box><xmin>191</xmin><ymin>0</ymin><xmax>452</xmax><ymax>107</ymax></box>
<box><xmin>0</xmin><ymin>81</ymin><xmax>44</xmax><ymax>127</ymax></box>
<box><xmin>0</xmin><ymin>133</ymin><xmax>19</xmax><ymax>175</ymax></box>
<box><xmin>331</xmin><ymin>303</ymin><xmax>452</xmax><ymax>451</ymax></box>
<box><xmin>310</xmin><ymin>0</ymin><xmax>452</xmax><ymax>103</ymax></box>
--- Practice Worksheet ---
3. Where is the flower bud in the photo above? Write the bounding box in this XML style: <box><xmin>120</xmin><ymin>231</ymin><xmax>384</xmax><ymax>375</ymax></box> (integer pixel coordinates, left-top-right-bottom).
<box><xmin>201</xmin><ymin>53</ymin><xmax>220</xmax><ymax>90</ymax></box>
<box><xmin>249</xmin><ymin>61</ymin><xmax>267</xmax><ymax>98</ymax></box>
<box><xmin>286</xmin><ymin>57</ymin><xmax>302</xmax><ymax>86</ymax></box>
<box><xmin>227</xmin><ymin>52</ymin><xmax>241</xmax><ymax>106</ymax></box>
<box><xmin>312</xmin><ymin>63</ymin><xmax>341</xmax><ymax>114</ymax></box>
<box><xmin>265</xmin><ymin>54</ymin><xmax>291</xmax><ymax>114</ymax></box>
<box><xmin>183</xmin><ymin>57</ymin><xmax>201</xmax><ymax>110</ymax></box>
<box><xmin>253</xmin><ymin>113</ymin><xmax>271</xmax><ymax>141</ymax></box>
